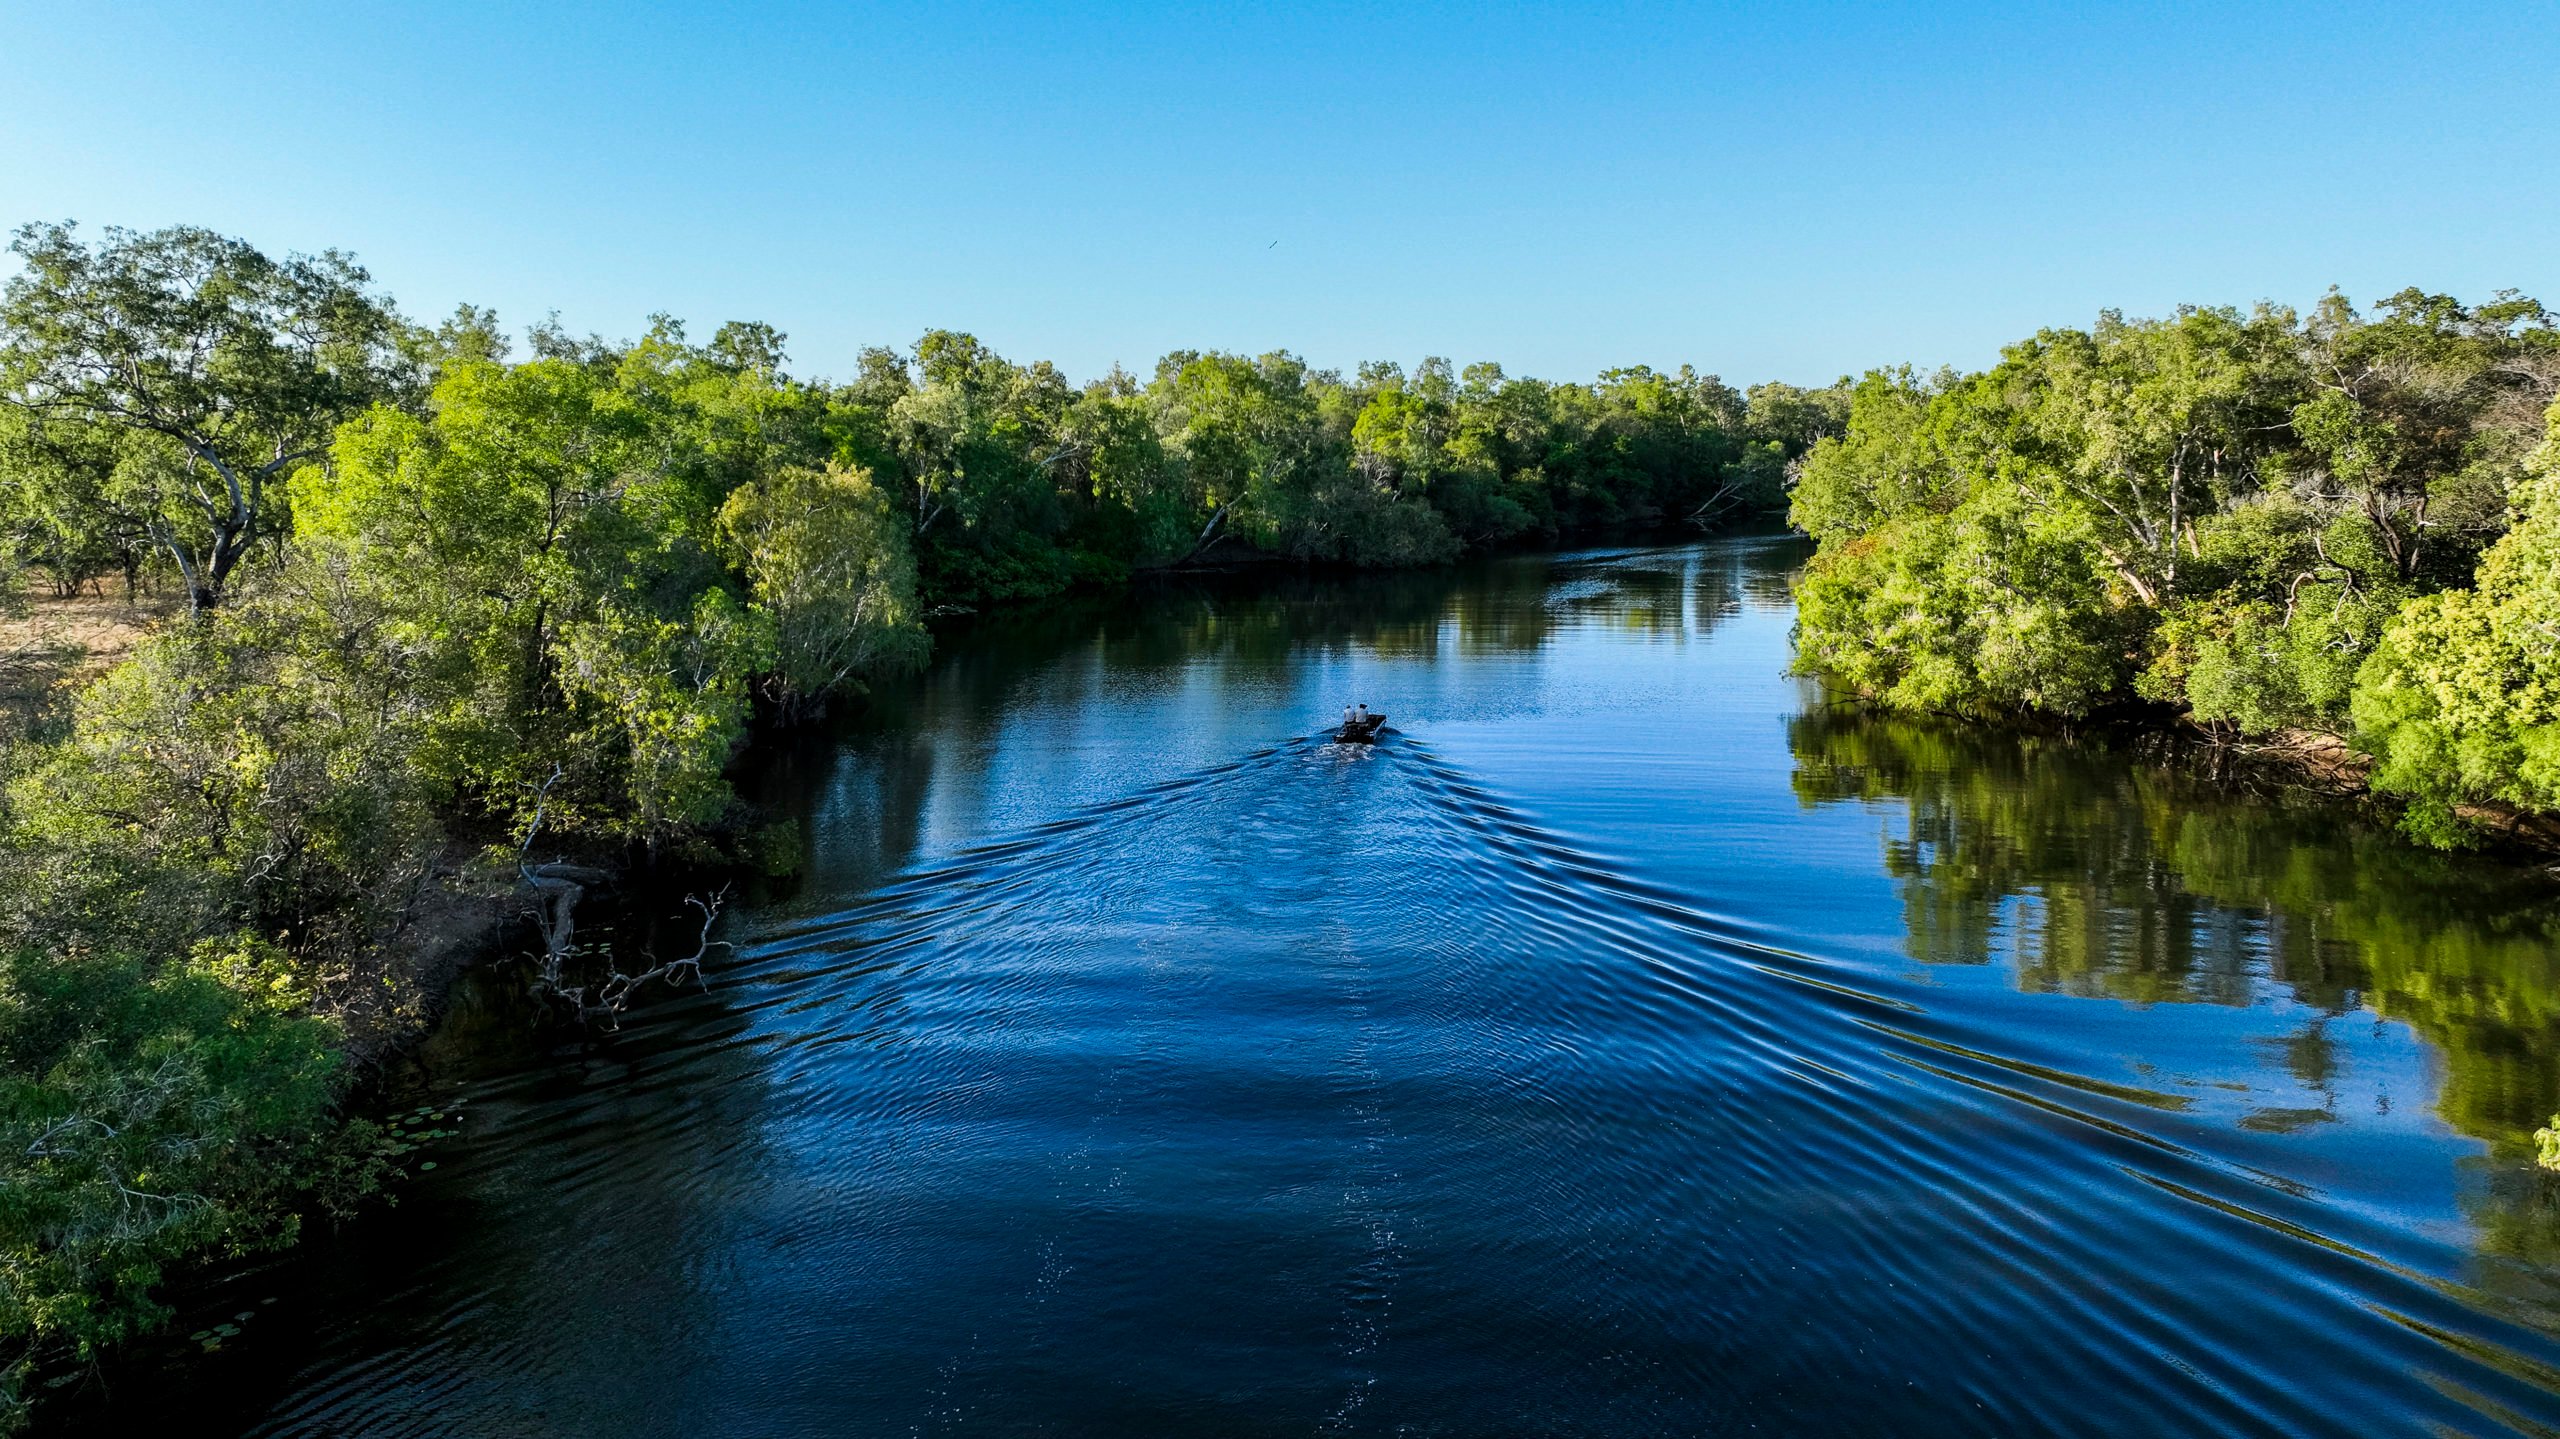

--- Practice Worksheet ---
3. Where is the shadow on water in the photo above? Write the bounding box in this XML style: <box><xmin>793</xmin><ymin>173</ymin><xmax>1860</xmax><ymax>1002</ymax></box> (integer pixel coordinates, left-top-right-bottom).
<box><xmin>56</xmin><ymin>531</ymin><xmax>2560</xmax><ymax>1437</ymax></box>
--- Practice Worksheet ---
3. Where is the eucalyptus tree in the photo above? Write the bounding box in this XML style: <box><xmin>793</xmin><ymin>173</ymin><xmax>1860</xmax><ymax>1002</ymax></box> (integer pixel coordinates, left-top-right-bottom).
<box><xmin>301</xmin><ymin>330</ymin><xmax>924</xmax><ymax>842</ymax></box>
<box><xmin>2156</xmin><ymin>293</ymin><xmax>2555</xmax><ymax>737</ymax></box>
<box><xmin>0</xmin><ymin>406</ymin><xmax>149</xmax><ymax>597</ymax></box>
<box><xmin>0</xmin><ymin>223</ymin><xmax>406</xmax><ymax>612</ymax></box>
<box><xmin>2292</xmin><ymin>289</ymin><xmax>2559</xmax><ymax>587</ymax></box>
<box><xmin>2009</xmin><ymin>305</ymin><xmax>2305</xmax><ymax>606</ymax></box>
<box><xmin>1149</xmin><ymin>350</ymin><xmax>1341</xmax><ymax>558</ymax></box>
<box><xmin>1350</xmin><ymin>357</ymin><xmax>1463</xmax><ymax>493</ymax></box>
<box><xmin>1350</xmin><ymin>358</ymin><xmax>1531</xmax><ymax>547</ymax></box>
<box><xmin>303</xmin><ymin>352</ymin><xmax>735</xmax><ymax>839</ymax></box>
<box><xmin>1786</xmin><ymin>367</ymin><xmax>1958</xmax><ymax>544</ymax></box>
<box><xmin>2355</xmin><ymin>399</ymin><xmax>2560</xmax><ymax>843</ymax></box>
<box><xmin>1742</xmin><ymin>378</ymin><xmax>1854</xmax><ymax>458</ymax></box>
<box><xmin>891</xmin><ymin>330</ymin><xmax>1067</xmax><ymax>536</ymax></box>
<box><xmin>400</xmin><ymin>302</ymin><xmax>510</xmax><ymax>380</ymax></box>
<box><xmin>717</xmin><ymin>462</ymin><xmax>928</xmax><ymax>717</ymax></box>
<box><xmin>884</xmin><ymin>331</ymin><xmax>1084</xmax><ymax>602</ymax></box>
<box><xmin>1058</xmin><ymin>369</ymin><xmax>1190</xmax><ymax>564</ymax></box>
<box><xmin>1787</xmin><ymin>287</ymin><xmax>2560</xmax><ymax>830</ymax></box>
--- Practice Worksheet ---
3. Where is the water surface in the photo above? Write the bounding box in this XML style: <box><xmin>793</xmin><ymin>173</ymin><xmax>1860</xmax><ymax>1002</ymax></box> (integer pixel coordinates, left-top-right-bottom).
<box><xmin>80</xmin><ymin>535</ymin><xmax>2560</xmax><ymax>1435</ymax></box>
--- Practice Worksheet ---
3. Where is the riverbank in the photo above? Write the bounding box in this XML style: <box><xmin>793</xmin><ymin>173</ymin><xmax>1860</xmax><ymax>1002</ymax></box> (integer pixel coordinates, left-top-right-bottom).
<box><xmin>2197</xmin><ymin>726</ymin><xmax>2560</xmax><ymax>858</ymax></box>
<box><xmin>51</xmin><ymin>531</ymin><xmax>2560</xmax><ymax>1437</ymax></box>
<box><xmin>2068</xmin><ymin>711</ymin><xmax>2560</xmax><ymax>864</ymax></box>
<box><xmin>20</xmin><ymin>512</ymin><xmax>2552</xmax><ymax>1428</ymax></box>
<box><xmin>391</xmin><ymin>510</ymin><xmax>2560</xmax><ymax>1091</ymax></box>
<box><xmin>1784</xmin><ymin>295</ymin><xmax>2559</xmax><ymax>857</ymax></box>
<box><xmin>322</xmin><ymin>522</ymin><xmax>1762</xmax><ymax>1089</ymax></box>
<box><xmin>1848</xmin><ymin>699</ymin><xmax>2560</xmax><ymax>869</ymax></box>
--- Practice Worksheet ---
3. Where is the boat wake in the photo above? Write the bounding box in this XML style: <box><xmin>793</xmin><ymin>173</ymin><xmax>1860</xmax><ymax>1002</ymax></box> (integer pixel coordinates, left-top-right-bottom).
<box><xmin>229</xmin><ymin>737</ymin><xmax>2560</xmax><ymax>1437</ymax></box>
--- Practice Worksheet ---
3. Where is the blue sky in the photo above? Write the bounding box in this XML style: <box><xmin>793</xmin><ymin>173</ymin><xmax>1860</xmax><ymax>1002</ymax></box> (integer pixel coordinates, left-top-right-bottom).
<box><xmin>2</xmin><ymin>2</ymin><xmax>2551</xmax><ymax>387</ymax></box>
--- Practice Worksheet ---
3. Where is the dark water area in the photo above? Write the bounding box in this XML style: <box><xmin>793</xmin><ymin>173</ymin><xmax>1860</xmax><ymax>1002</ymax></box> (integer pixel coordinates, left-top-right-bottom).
<box><xmin>64</xmin><ymin>534</ymin><xmax>2560</xmax><ymax>1436</ymax></box>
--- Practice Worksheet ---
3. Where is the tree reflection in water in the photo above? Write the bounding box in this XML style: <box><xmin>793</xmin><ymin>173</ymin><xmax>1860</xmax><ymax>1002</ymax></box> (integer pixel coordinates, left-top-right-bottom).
<box><xmin>1789</xmin><ymin>706</ymin><xmax>2560</xmax><ymax>1266</ymax></box>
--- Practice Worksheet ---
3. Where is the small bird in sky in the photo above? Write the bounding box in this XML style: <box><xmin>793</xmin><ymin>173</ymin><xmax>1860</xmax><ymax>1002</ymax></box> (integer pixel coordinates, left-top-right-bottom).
<box><xmin>1268</xmin><ymin>240</ymin><xmax>1279</xmax><ymax>248</ymax></box>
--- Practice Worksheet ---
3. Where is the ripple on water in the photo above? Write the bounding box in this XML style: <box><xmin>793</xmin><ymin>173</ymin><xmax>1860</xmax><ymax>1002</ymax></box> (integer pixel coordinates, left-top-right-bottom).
<box><xmin>188</xmin><ymin>734</ymin><xmax>2560</xmax><ymax>1437</ymax></box>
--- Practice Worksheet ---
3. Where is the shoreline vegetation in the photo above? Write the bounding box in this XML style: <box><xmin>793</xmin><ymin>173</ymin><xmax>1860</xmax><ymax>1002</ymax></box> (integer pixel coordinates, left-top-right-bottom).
<box><xmin>2</xmin><ymin>218</ymin><xmax>2555</xmax><ymax>1425</ymax></box>
<box><xmin>0</xmin><ymin>220</ymin><xmax>1832</xmax><ymax>1421</ymax></box>
<box><xmin>1784</xmin><ymin>291</ymin><xmax>2560</xmax><ymax>851</ymax></box>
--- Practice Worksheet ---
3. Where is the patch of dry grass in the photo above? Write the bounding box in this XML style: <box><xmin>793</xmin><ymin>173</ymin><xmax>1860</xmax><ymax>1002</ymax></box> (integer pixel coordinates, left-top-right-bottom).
<box><xmin>0</xmin><ymin>580</ymin><xmax>174</xmax><ymax>726</ymax></box>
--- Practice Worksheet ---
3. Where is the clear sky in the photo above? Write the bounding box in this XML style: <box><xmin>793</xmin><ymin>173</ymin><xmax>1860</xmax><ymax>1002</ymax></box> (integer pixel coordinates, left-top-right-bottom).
<box><xmin>2</xmin><ymin>1</ymin><xmax>2552</xmax><ymax>388</ymax></box>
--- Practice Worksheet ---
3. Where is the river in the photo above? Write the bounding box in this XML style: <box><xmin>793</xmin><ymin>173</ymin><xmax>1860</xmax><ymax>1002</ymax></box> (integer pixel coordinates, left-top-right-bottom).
<box><xmin>69</xmin><ymin>532</ymin><xmax>2560</xmax><ymax>1436</ymax></box>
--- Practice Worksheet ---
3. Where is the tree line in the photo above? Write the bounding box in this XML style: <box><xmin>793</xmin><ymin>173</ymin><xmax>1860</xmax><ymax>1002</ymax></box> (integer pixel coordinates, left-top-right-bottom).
<box><xmin>1786</xmin><ymin>290</ymin><xmax>2560</xmax><ymax>846</ymax></box>
<box><xmin>0</xmin><ymin>219</ymin><xmax>1829</xmax><ymax>1418</ymax></box>
<box><xmin>15</xmin><ymin>217</ymin><xmax>2555</xmax><ymax>1421</ymax></box>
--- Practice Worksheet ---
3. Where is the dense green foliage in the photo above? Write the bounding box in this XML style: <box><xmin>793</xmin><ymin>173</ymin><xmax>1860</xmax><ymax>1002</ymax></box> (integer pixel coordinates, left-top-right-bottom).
<box><xmin>0</xmin><ymin>219</ymin><xmax>1816</xmax><ymax>1418</ymax></box>
<box><xmin>1787</xmin><ymin>291</ymin><xmax>2560</xmax><ymax>843</ymax></box>
<box><xmin>852</xmin><ymin>342</ymin><xmax>1827</xmax><ymax>606</ymax></box>
<box><xmin>0</xmin><ymin>222</ymin><xmax>408</xmax><ymax>613</ymax></box>
<box><xmin>0</xmin><ymin>229</ymin><xmax>931</xmax><ymax>1418</ymax></box>
<box><xmin>0</xmin><ymin>938</ymin><xmax>379</xmax><ymax>1381</ymax></box>
<box><xmin>2354</xmin><ymin>415</ymin><xmax>2560</xmax><ymax>843</ymax></box>
<box><xmin>4</xmin><ymin>216</ymin><xmax>2558</xmax><ymax>1421</ymax></box>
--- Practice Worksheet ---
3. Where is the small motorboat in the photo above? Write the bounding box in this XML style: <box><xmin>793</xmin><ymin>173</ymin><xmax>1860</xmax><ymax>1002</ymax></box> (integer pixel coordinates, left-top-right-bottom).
<box><xmin>1334</xmin><ymin>707</ymin><xmax>1387</xmax><ymax>744</ymax></box>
